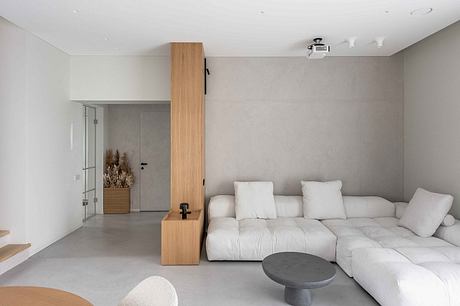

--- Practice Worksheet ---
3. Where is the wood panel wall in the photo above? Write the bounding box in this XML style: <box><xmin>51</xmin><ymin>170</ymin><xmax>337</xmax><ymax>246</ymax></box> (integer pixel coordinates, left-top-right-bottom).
<box><xmin>170</xmin><ymin>42</ymin><xmax>205</xmax><ymax>212</ymax></box>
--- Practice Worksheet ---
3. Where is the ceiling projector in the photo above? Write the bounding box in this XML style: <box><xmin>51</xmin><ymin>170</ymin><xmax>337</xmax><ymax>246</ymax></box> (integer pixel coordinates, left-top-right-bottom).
<box><xmin>307</xmin><ymin>38</ymin><xmax>331</xmax><ymax>59</ymax></box>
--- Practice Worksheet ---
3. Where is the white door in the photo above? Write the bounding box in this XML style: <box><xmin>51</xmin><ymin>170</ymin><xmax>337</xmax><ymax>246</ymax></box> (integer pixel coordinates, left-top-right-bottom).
<box><xmin>140</xmin><ymin>111</ymin><xmax>170</xmax><ymax>211</ymax></box>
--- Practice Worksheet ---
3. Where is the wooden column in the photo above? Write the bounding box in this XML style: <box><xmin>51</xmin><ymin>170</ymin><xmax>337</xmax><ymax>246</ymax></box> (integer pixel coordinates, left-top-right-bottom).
<box><xmin>170</xmin><ymin>42</ymin><xmax>205</xmax><ymax>212</ymax></box>
<box><xmin>163</xmin><ymin>42</ymin><xmax>205</xmax><ymax>265</ymax></box>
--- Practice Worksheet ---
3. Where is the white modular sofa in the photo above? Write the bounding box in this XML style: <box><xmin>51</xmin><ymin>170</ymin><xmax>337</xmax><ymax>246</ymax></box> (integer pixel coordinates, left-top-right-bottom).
<box><xmin>206</xmin><ymin>195</ymin><xmax>460</xmax><ymax>306</ymax></box>
<box><xmin>206</xmin><ymin>195</ymin><xmax>337</xmax><ymax>261</ymax></box>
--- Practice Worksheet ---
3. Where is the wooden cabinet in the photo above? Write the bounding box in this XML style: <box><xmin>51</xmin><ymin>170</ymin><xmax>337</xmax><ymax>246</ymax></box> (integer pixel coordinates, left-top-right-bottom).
<box><xmin>170</xmin><ymin>42</ymin><xmax>205</xmax><ymax>212</ymax></box>
<box><xmin>161</xmin><ymin>210</ymin><xmax>203</xmax><ymax>265</ymax></box>
<box><xmin>162</xmin><ymin>42</ymin><xmax>205</xmax><ymax>265</ymax></box>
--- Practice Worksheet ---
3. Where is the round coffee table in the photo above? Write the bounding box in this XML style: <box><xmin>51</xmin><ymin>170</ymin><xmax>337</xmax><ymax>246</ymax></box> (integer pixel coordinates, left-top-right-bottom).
<box><xmin>262</xmin><ymin>252</ymin><xmax>336</xmax><ymax>306</ymax></box>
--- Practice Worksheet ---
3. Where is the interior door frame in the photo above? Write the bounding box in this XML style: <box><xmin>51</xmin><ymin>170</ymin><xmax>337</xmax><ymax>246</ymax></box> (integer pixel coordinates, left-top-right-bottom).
<box><xmin>82</xmin><ymin>105</ymin><xmax>97</xmax><ymax>221</ymax></box>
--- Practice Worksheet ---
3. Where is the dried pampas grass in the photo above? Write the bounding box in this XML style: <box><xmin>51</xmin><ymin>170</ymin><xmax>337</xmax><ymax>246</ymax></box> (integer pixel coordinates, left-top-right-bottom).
<box><xmin>103</xmin><ymin>149</ymin><xmax>134</xmax><ymax>188</ymax></box>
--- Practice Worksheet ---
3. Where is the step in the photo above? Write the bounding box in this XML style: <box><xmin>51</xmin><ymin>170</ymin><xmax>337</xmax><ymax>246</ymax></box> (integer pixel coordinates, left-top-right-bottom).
<box><xmin>0</xmin><ymin>231</ymin><xmax>10</xmax><ymax>248</ymax></box>
<box><xmin>0</xmin><ymin>243</ymin><xmax>31</xmax><ymax>276</ymax></box>
<box><xmin>0</xmin><ymin>244</ymin><xmax>31</xmax><ymax>263</ymax></box>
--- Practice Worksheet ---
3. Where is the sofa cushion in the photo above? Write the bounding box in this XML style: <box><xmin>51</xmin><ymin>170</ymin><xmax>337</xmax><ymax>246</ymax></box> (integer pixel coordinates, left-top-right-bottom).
<box><xmin>234</xmin><ymin>181</ymin><xmax>277</xmax><ymax>220</ymax></box>
<box><xmin>434</xmin><ymin>246</ymin><xmax>460</xmax><ymax>262</ymax></box>
<box><xmin>352</xmin><ymin>248</ymin><xmax>451</xmax><ymax>306</ymax></box>
<box><xmin>205</xmin><ymin>217</ymin><xmax>240</xmax><ymax>260</ymax></box>
<box><xmin>301</xmin><ymin>180</ymin><xmax>346</xmax><ymax>220</ymax></box>
<box><xmin>420</xmin><ymin>262</ymin><xmax>460</xmax><ymax>306</ymax></box>
<box><xmin>206</xmin><ymin>217</ymin><xmax>336</xmax><ymax>261</ymax></box>
<box><xmin>343</xmin><ymin>196</ymin><xmax>395</xmax><ymax>218</ymax></box>
<box><xmin>322</xmin><ymin>217</ymin><xmax>452</xmax><ymax>276</ymax></box>
<box><xmin>395</xmin><ymin>247</ymin><xmax>452</xmax><ymax>264</ymax></box>
<box><xmin>399</xmin><ymin>188</ymin><xmax>453</xmax><ymax>237</ymax></box>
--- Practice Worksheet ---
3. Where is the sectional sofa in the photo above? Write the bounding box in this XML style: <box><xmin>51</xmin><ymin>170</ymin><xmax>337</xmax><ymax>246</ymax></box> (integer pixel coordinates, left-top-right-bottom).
<box><xmin>206</xmin><ymin>194</ymin><xmax>460</xmax><ymax>306</ymax></box>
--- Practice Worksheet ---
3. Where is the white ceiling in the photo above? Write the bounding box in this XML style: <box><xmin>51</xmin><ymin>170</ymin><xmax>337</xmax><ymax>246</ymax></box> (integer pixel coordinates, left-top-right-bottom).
<box><xmin>1</xmin><ymin>0</ymin><xmax>459</xmax><ymax>56</ymax></box>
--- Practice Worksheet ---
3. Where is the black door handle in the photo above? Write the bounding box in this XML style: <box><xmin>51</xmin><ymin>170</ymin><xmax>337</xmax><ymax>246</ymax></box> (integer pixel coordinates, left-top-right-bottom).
<box><xmin>140</xmin><ymin>162</ymin><xmax>148</xmax><ymax>166</ymax></box>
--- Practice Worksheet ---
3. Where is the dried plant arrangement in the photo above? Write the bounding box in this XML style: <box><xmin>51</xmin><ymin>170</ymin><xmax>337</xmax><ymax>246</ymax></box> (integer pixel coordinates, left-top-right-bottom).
<box><xmin>103</xmin><ymin>149</ymin><xmax>134</xmax><ymax>188</ymax></box>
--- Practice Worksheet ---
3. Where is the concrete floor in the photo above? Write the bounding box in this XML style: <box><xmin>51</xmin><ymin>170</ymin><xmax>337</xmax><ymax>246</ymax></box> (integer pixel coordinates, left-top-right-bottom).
<box><xmin>0</xmin><ymin>213</ymin><xmax>378</xmax><ymax>306</ymax></box>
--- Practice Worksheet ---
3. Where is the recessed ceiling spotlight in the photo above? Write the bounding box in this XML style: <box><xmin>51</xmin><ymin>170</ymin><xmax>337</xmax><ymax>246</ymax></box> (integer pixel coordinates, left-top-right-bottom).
<box><xmin>72</xmin><ymin>9</ymin><xmax>80</xmax><ymax>14</ymax></box>
<box><xmin>375</xmin><ymin>37</ymin><xmax>385</xmax><ymax>48</ymax></box>
<box><xmin>410</xmin><ymin>8</ymin><xmax>433</xmax><ymax>15</ymax></box>
<box><xmin>347</xmin><ymin>37</ymin><xmax>357</xmax><ymax>48</ymax></box>
<box><xmin>104</xmin><ymin>37</ymin><xmax>109</xmax><ymax>41</ymax></box>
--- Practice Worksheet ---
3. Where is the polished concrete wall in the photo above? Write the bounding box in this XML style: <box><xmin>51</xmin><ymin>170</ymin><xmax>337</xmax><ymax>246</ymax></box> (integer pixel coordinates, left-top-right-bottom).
<box><xmin>205</xmin><ymin>56</ymin><xmax>404</xmax><ymax>200</ymax></box>
<box><xmin>404</xmin><ymin>21</ymin><xmax>460</xmax><ymax>218</ymax></box>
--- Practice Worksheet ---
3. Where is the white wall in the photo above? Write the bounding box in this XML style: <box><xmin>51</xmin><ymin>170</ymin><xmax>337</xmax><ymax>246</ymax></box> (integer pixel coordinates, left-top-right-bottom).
<box><xmin>70</xmin><ymin>56</ymin><xmax>170</xmax><ymax>101</ymax></box>
<box><xmin>206</xmin><ymin>56</ymin><xmax>404</xmax><ymax>201</ymax></box>
<box><xmin>0</xmin><ymin>17</ymin><xmax>28</xmax><ymax>245</ymax></box>
<box><xmin>0</xmin><ymin>17</ymin><xmax>83</xmax><ymax>254</ymax></box>
<box><xmin>404</xmin><ymin>21</ymin><xmax>460</xmax><ymax>218</ymax></box>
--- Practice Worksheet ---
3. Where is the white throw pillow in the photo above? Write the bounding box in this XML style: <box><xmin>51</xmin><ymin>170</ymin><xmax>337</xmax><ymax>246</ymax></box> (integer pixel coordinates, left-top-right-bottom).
<box><xmin>399</xmin><ymin>188</ymin><xmax>453</xmax><ymax>237</ymax></box>
<box><xmin>234</xmin><ymin>181</ymin><xmax>277</xmax><ymax>220</ymax></box>
<box><xmin>301</xmin><ymin>180</ymin><xmax>346</xmax><ymax>220</ymax></box>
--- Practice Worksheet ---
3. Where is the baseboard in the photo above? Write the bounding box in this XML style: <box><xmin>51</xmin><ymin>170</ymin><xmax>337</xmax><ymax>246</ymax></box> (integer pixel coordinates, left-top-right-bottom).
<box><xmin>29</xmin><ymin>223</ymin><xmax>83</xmax><ymax>256</ymax></box>
<box><xmin>130</xmin><ymin>209</ymin><xmax>140</xmax><ymax>213</ymax></box>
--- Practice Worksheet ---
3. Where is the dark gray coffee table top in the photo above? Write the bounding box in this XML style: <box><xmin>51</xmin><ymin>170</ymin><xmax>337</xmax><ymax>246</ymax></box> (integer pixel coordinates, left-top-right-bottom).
<box><xmin>262</xmin><ymin>252</ymin><xmax>336</xmax><ymax>289</ymax></box>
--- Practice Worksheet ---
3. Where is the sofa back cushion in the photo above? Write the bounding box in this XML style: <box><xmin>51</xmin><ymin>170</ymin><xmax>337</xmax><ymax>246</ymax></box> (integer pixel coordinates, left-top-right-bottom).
<box><xmin>274</xmin><ymin>196</ymin><xmax>303</xmax><ymax>218</ymax></box>
<box><xmin>234</xmin><ymin>181</ymin><xmax>277</xmax><ymax>220</ymax></box>
<box><xmin>399</xmin><ymin>188</ymin><xmax>453</xmax><ymax>237</ymax></box>
<box><xmin>343</xmin><ymin>196</ymin><xmax>395</xmax><ymax>218</ymax></box>
<box><xmin>301</xmin><ymin>180</ymin><xmax>346</xmax><ymax>220</ymax></box>
<box><xmin>396</xmin><ymin>201</ymin><xmax>456</xmax><ymax>227</ymax></box>
<box><xmin>208</xmin><ymin>194</ymin><xmax>401</xmax><ymax>221</ymax></box>
<box><xmin>208</xmin><ymin>195</ymin><xmax>303</xmax><ymax>221</ymax></box>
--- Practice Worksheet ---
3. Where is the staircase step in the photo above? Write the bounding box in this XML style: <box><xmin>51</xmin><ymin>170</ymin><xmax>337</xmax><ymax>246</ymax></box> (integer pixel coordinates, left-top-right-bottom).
<box><xmin>0</xmin><ymin>230</ymin><xmax>9</xmax><ymax>238</ymax></box>
<box><xmin>0</xmin><ymin>244</ymin><xmax>31</xmax><ymax>262</ymax></box>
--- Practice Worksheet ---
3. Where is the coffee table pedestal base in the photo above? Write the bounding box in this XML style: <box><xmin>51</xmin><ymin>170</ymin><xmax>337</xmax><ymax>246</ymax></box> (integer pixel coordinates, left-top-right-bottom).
<box><xmin>284</xmin><ymin>287</ymin><xmax>312</xmax><ymax>306</ymax></box>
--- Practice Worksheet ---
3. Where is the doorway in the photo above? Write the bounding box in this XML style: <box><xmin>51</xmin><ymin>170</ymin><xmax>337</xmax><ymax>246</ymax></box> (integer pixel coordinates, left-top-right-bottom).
<box><xmin>102</xmin><ymin>103</ymin><xmax>170</xmax><ymax>213</ymax></box>
<box><xmin>82</xmin><ymin>105</ymin><xmax>97</xmax><ymax>221</ymax></box>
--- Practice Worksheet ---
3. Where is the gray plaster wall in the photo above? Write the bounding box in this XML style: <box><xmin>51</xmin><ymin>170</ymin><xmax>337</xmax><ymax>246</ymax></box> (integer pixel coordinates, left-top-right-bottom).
<box><xmin>403</xmin><ymin>21</ymin><xmax>460</xmax><ymax>218</ymax></box>
<box><xmin>106</xmin><ymin>104</ymin><xmax>170</xmax><ymax>211</ymax></box>
<box><xmin>205</xmin><ymin>56</ymin><xmax>404</xmax><ymax>201</ymax></box>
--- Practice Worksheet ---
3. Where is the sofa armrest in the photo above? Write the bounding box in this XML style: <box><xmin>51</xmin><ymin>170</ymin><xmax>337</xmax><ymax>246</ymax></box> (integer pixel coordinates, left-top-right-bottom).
<box><xmin>435</xmin><ymin>220</ymin><xmax>460</xmax><ymax>246</ymax></box>
<box><xmin>208</xmin><ymin>195</ymin><xmax>236</xmax><ymax>221</ymax></box>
